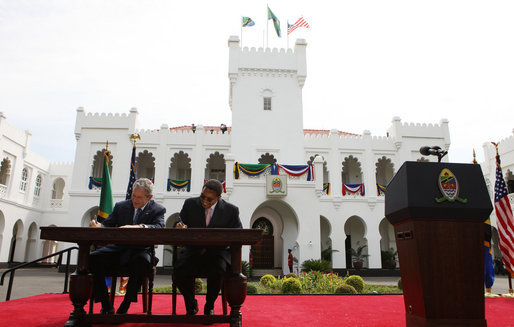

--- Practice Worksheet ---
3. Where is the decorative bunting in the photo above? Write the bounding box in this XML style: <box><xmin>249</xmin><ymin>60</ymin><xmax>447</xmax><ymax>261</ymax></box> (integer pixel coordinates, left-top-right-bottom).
<box><xmin>323</xmin><ymin>183</ymin><xmax>330</xmax><ymax>195</ymax></box>
<box><xmin>377</xmin><ymin>184</ymin><xmax>387</xmax><ymax>196</ymax></box>
<box><xmin>88</xmin><ymin>177</ymin><xmax>102</xmax><ymax>189</ymax></box>
<box><xmin>276</xmin><ymin>164</ymin><xmax>314</xmax><ymax>181</ymax></box>
<box><xmin>234</xmin><ymin>162</ymin><xmax>271</xmax><ymax>179</ymax></box>
<box><xmin>343</xmin><ymin>183</ymin><xmax>365</xmax><ymax>196</ymax></box>
<box><xmin>167</xmin><ymin>179</ymin><xmax>191</xmax><ymax>192</ymax></box>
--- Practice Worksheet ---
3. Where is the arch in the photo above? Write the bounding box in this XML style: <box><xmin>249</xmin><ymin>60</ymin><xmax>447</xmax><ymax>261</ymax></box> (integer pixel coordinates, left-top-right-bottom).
<box><xmin>52</xmin><ymin>178</ymin><xmax>65</xmax><ymax>199</ymax></box>
<box><xmin>92</xmin><ymin>149</ymin><xmax>113</xmax><ymax>178</ymax></box>
<box><xmin>163</xmin><ymin>213</ymin><xmax>180</xmax><ymax>267</ymax></box>
<box><xmin>250</xmin><ymin>200</ymin><xmax>299</xmax><ymax>272</ymax></box>
<box><xmin>41</xmin><ymin>224</ymin><xmax>58</xmax><ymax>264</ymax></box>
<box><xmin>308</xmin><ymin>154</ymin><xmax>329</xmax><ymax>184</ymax></box>
<box><xmin>136</xmin><ymin>150</ymin><xmax>156</xmax><ymax>180</ymax></box>
<box><xmin>9</xmin><ymin>220</ymin><xmax>24</xmax><ymax>263</ymax></box>
<box><xmin>379</xmin><ymin>218</ymin><xmax>397</xmax><ymax>268</ymax></box>
<box><xmin>505</xmin><ymin>169</ymin><xmax>514</xmax><ymax>193</ymax></box>
<box><xmin>320</xmin><ymin>216</ymin><xmax>333</xmax><ymax>264</ymax></box>
<box><xmin>25</xmin><ymin>222</ymin><xmax>38</xmax><ymax>261</ymax></box>
<box><xmin>344</xmin><ymin>216</ymin><xmax>368</xmax><ymax>268</ymax></box>
<box><xmin>375</xmin><ymin>156</ymin><xmax>395</xmax><ymax>186</ymax></box>
<box><xmin>0</xmin><ymin>157</ymin><xmax>11</xmax><ymax>185</ymax></box>
<box><xmin>81</xmin><ymin>207</ymin><xmax>99</xmax><ymax>227</ymax></box>
<box><xmin>169</xmin><ymin>151</ymin><xmax>191</xmax><ymax>180</ymax></box>
<box><xmin>34</xmin><ymin>174</ymin><xmax>43</xmax><ymax>197</ymax></box>
<box><xmin>205</xmin><ymin>152</ymin><xmax>226</xmax><ymax>181</ymax></box>
<box><xmin>258</xmin><ymin>153</ymin><xmax>277</xmax><ymax>164</ymax></box>
<box><xmin>341</xmin><ymin>155</ymin><xmax>362</xmax><ymax>184</ymax></box>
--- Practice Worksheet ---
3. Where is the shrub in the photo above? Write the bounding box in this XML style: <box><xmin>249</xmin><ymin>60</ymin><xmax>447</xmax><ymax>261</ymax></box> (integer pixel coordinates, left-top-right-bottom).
<box><xmin>247</xmin><ymin>283</ymin><xmax>258</xmax><ymax>294</ymax></box>
<box><xmin>195</xmin><ymin>278</ymin><xmax>203</xmax><ymax>292</ymax></box>
<box><xmin>242</xmin><ymin>260</ymin><xmax>253</xmax><ymax>278</ymax></box>
<box><xmin>281</xmin><ymin>277</ymin><xmax>302</xmax><ymax>294</ymax></box>
<box><xmin>299</xmin><ymin>271</ymin><xmax>345</xmax><ymax>294</ymax></box>
<box><xmin>397</xmin><ymin>277</ymin><xmax>402</xmax><ymax>290</ymax></box>
<box><xmin>301</xmin><ymin>259</ymin><xmax>331</xmax><ymax>273</ymax></box>
<box><xmin>335</xmin><ymin>284</ymin><xmax>357</xmax><ymax>294</ymax></box>
<box><xmin>260</xmin><ymin>274</ymin><xmax>277</xmax><ymax>287</ymax></box>
<box><xmin>345</xmin><ymin>275</ymin><xmax>365</xmax><ymax>293</ymax></box>
<box><xmin>285</xmin><ymin>272</ymin><xmax>298</xmax><ymax>279</ymax></box>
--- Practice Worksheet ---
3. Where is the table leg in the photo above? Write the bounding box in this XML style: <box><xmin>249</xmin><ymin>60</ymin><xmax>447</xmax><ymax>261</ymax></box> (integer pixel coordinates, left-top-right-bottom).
<box><xmin>226</xmin><ymin>244</ymin><xmax>246</xmax><ymax>327</ymax></box>
<box><xmin>64</xmin><ymin>243</ymin><xmax>92</xmax><ymax>327</ymax></box>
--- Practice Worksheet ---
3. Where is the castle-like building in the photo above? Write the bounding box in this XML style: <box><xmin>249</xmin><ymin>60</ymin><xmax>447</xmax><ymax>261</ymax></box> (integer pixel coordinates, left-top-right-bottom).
<box><xmin>2</xmin><ymin>36</ymin><xmax>511</xmax><ymax>274</ymax></box>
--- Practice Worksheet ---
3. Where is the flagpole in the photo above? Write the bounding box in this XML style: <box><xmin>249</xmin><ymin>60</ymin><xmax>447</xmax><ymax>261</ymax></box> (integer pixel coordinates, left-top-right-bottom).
<box><xmin>266</xmin><ymin>5</ymin><xmax>269</xmax><ymax>48</ymax></box>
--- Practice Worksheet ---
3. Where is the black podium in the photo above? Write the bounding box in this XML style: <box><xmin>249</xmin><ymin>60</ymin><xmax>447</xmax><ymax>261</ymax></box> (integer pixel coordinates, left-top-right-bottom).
<box><xmin>385</xmin><ymin>161</ymin><xmax>493</xmax><ymax>327</ymax></box>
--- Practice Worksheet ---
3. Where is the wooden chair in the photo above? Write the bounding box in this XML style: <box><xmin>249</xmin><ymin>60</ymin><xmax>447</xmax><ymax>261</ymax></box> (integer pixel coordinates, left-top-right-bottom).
<box><xmin>89</xmin><ymin>248</ymin><xmax>158</xmax><ymax>314</ymax></box>
<box><xmin>171</xmin><ymin>245</ymin><xmax>228</xmax><ymax>315</ymax></box>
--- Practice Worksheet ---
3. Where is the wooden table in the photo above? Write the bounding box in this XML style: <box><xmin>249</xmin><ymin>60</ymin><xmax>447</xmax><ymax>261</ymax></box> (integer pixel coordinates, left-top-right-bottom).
<box><xmin>40</xmin><ymin>227</ymin><xmax>263</xmax><ymax>327</ymax></box>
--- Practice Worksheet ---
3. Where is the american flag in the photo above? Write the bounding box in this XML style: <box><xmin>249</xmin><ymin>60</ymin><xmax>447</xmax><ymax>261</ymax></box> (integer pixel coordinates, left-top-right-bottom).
<box><xmin>125</xmin><ymin>145</ymin><xmax>137</xmax><ymax>200</ymax></box>
<box><xmin>494</xmin><ymin>152</ymin><xmax>514</xmax><ymax>274</ymax></box>
<box><xmin>287</xmin><ymin>17</ymin><xmax>310</xmax><ymax>35</ymax></box>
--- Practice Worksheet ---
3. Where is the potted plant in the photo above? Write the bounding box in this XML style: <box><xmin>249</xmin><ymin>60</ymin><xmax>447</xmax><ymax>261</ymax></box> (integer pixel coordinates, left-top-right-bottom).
<box><xmin>349</xmin><ymin>244</ymin><xmax>369</xmax><ymax>269</ymax></box>
<box><xmin>381</xmin><ymin>248</ymin><xmax>398</xmax><ymax>269</ymax></box>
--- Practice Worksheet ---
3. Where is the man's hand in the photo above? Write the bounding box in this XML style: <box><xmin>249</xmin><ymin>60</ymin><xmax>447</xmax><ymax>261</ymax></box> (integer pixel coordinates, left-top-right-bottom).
<box><xmin>175</xmin><ymin>221</ymin><xmax>188</xmax><ymax>229</ymax></box>
<box><xmin>120</xmin><ymin>224</ymin><xmax>144</xmax><ymax>228</ymax></box>
<box><xmin>90</xmin><ymin>220</ymin><xmax>101</xmax><ymax>228</ymax></box>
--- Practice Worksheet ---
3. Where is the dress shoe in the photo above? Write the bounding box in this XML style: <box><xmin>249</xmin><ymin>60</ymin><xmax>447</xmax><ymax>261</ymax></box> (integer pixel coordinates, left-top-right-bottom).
<box><xmin>186</xmin><ymin>299</ymin><xmax>198</xmax><ymax>315</ymax></box>
<box><xmin>116</xmin><ymin>300</ymin><xmax>131</xmax><ymax>314</ymax></box>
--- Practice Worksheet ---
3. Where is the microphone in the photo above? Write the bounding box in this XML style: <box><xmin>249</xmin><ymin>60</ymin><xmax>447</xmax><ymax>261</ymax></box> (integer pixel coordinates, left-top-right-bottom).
<box><xmin>419</xmin><ymin>146</ymin><xmax>448</xmax><ymax>162</ymax></box>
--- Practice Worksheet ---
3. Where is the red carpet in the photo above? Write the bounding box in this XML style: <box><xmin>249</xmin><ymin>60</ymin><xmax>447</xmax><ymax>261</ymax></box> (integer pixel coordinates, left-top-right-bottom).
<box><xmin>0</xmin><ymin>294</ymin><xmax>512</xmax><ymax>326</ymax></box>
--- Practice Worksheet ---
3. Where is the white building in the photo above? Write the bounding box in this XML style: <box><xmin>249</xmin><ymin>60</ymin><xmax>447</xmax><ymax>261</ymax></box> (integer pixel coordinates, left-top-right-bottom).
<box><xmin>1</xmin><ymin>37</ymin><xmax>460</xmax><ymax>274</ymax></box>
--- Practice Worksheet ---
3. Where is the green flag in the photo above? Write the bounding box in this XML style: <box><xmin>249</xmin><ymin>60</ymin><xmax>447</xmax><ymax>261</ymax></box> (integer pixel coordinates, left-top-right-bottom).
<box><xmin>97</xmin><ymin>150</ymin><xmax>114</xmax><ymax>219</ymax></box>
<box><xmin>242</xmin><ymin>16</ymin><xmax>255</xmax><ymax>27</ymax></box>
<box><xmin>267</xmin><ymin>6</ymin><xmax>281</xmax><ymax>37</ymax></box>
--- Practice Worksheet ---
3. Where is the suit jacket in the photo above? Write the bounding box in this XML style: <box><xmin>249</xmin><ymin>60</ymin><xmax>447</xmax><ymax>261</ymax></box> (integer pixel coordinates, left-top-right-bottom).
<box><xmin>179</xmin><ymin>197</ymin><xmax>242</xmax><ymax>264</ymax></box>
<box><xmin>95</xmin><ymin>199</ymin><xmax>165</xmax><ymax>265</ymax></box>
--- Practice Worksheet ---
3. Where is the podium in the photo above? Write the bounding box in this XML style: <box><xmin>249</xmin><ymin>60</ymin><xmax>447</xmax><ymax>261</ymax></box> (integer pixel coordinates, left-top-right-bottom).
<box><xmin>385</xmin><ymin>161</ymin><xmax>492</xmax><ymax>327</ymax></box>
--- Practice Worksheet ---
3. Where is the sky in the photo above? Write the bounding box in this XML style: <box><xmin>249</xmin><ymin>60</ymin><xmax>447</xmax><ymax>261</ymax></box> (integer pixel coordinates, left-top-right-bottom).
<box><xmin>1</xmin><ymin>0</ymin><xmax>513</xmax><ymax>164</ymax></box>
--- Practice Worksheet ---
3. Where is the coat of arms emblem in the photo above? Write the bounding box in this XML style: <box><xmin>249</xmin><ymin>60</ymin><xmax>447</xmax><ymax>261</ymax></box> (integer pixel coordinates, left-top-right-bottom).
<box><xmin>435</xmin><ymin>168</ymin><xmax>467</xmax><ymax>203</ymax></box>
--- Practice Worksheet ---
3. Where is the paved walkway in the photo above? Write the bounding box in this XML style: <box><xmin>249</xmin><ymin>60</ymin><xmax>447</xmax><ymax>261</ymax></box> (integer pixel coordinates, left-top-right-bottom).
<box><xmin>1</xmin><ymin>267</ymin><xmax>512</xmax><ymax>302</ymax></box>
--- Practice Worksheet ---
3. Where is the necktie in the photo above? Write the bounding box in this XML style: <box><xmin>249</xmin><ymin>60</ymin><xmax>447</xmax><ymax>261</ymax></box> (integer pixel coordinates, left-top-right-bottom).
<box><xmin>134</xmin><ymin>208</ymin><xmax>142</xmax><ymax>224</ymax></box>
<box><xmin>205</xmin><ymin>207</ymin><xmax>212</xmax><ymax>226</ymax></box>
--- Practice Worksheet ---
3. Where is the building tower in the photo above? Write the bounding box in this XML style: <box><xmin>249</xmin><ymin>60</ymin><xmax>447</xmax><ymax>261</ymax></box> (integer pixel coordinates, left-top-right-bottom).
<box><xmin>228</xmin><ymin>36</ymin><xmax>307</xmax><ymax>164</ymax></box>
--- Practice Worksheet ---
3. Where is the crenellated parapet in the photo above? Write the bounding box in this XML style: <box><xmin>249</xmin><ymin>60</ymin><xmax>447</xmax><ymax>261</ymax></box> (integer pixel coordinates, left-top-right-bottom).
<box><xmin>74</xmin><ymin>107</ymin><xmax>138</xmax><ymax>140</ymax></box>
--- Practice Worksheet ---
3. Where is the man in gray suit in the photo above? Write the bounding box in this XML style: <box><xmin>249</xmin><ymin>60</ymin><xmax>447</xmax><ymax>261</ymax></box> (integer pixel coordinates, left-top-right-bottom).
<box><xmin>89</xmin><ymin>178</ymin><xmax>165</xmax><ymax>314</ymax></box>
<box><xmin>174</xmin><ymin>179</ymin><xmax>242</xmax><ymax>316</ymax></box>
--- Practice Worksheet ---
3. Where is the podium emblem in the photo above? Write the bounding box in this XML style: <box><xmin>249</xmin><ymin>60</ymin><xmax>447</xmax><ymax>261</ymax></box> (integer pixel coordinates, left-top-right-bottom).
<box><xmin>436</xmin><ymin>168</ymin><xmax>468</xmax><ymax>203</ymax></box>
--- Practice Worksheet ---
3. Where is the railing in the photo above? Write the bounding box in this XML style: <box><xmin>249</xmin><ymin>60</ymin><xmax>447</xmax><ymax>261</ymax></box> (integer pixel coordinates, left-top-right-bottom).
<box><xmin>0</xmin><ymin>246</ymin><xmax>78</xmax><ymax>301</ymax></box>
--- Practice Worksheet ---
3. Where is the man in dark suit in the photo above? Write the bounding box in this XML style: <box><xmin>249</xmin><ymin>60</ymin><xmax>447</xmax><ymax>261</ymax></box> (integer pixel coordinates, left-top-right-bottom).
<box><xmin>174</xmin><ymin>179</ymin><xmax>242</xmax><ymax>316</ymax></box>
<box><xmin>89</xmin><ymin>178</ymin><xmax>165</xmax><ymax>314</ymax></box>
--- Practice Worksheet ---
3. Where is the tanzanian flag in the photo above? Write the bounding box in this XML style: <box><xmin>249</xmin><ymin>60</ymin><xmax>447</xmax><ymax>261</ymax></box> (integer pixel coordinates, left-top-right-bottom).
<box><xmin>97</xmin><ymin>150</ymin><xmax>114</xmax><ymax>220</ymax></box>
<box><xmin>267</xmin><ymin>6</ymin><xmax>281</xmax><ymax>37</ymax></box>
<box><xmin>242</xmin><ymin>16</ymin><xmax>255</xmax><ymax>27</ymax></box>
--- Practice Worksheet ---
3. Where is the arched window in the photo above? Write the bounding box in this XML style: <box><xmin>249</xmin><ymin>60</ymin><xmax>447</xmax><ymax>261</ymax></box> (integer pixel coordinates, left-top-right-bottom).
<box><xmin>169</xmin><ymin>151</ymin><xmax>191</xmax><ymax>180</ymax></box>
<box><xmin>52</xmin><ymin>178</ymin><xmax>65</xmax><ymax>199</ymax></box>
<box><xmin>205</xmin><ymin>152</ymin><xmax>226</xmax><ymax>181</ymax></box>
<box><xmin>341</xmin><ymin>156</ymin><xmax>362</xmax><ymax>184</ymax></box>
<box><xmin>34</xmin><ymin>174</ymin><xmax>42</xmax><ymax>197</ymax></box>
<box><xmin>308</xmin><ymin>154</ymin><xmax>329</xmax><ymax>183</ymax></box>
<box><xmin>136</xmin><ymin>150</ymin><xmax>156</xmax><ymax>180</ymax></box>
<box><xmin>0</xmin><ymin>157</ymin><xmax>11</xmax><ymax>185</ymax></box>
<box><xmin>258</xmin><ymin>153</ymin><xmax>277</xmax><ymax>164</ymax></box>
<box><xmin>91</xmin><ymin>149</ymin><xmax>113</xmax><ymax>178</ymax></box>
<box><xmin>20</xmin><ymin>168</ymin><xmax>28</xmax><ymax>191</ymax></box>
<box><xmin>375</xmin><ymin>157</ymin><xmax>394</xmax><ymax>185</ymax></box>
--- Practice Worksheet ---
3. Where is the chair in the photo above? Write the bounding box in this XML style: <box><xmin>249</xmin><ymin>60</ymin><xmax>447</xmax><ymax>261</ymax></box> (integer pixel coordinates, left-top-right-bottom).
<box><xmin>89</xmin><ymin>248</ymin><xmax>158</xmax><ymax>314</ymax></box>
<box><xmin>171</xmin><ymin>245</ymin><xmax>228</xmax><ymax>315</ymax></box>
